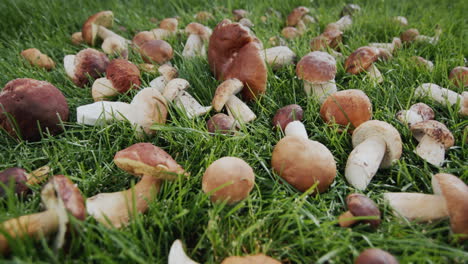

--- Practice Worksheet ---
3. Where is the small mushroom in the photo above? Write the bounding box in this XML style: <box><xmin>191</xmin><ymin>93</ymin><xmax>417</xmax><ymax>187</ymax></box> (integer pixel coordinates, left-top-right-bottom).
<box><xmin>207</xmin><ymin>113</ymin><xmax>237</xmax><ymax>134</ymax></box>
<box><xmin>369</xmin><ymin>37</ymin><xmax>402</xmax><ymax>55</ymax></box>
<box><xmin>414</xmin><ymin>83</ymin><xmax>466</xmax><ymax>115</ymax></box>
<box><xmin>411</xmin><ymin>56</ymin><xmax>434</xmax><ymax>71</ymax></box>
<box><xmin>63</xmin><ymin>48</ymin><xmax>110</xmax><ymax>87</ymax></box>
<box><xmin>194</xmin><ymin>11</ymin><xmax>214</xmax><ymax>22</ymax></box>
<box><xmin>345</xmin><ymin>46</ymin><xmax>383</xmax><ymax>83</ymax></box>
<box><xmin>202</xmin><ymin>157</ymin><xmax>255</xmax><ymax>204</ymax></box>
<box><xmin>338</xmin><ymin>193</ymin><xmax>381</xmax><ymax>228</ymax></box>
<box><xmin>449</xmin><ymin>66</ymin><xmax>468</xmax><ymax>87</ymax></box>
<box><xmin>168</xmin><ymin>240</ymin><xmax>199</xmax><ymax>264</ymax></box>
<box><xmin>0</xmin><ymin>175</ymin><xmax>85</xmax><ymax>254</ymax></box>
<box><xmin>320</xmin><ymin>89</ymin><xmax>372</xmax><ymax>131</ymax></box>
<box><xmin>355</xmin><ymin>248</ymin><xmax>399</xmax><ymax>264</ymax></box>
<box><xmin>286</xmin><ymin>6</ymin><xmax>311</xmax><ymax>33</ymax></box>
<box><xmin>221</xmin><ymin>254</ymin><xmax>281</xmax><ymax>264</ymax></box>
<box><xmin>345</xmin><ymin>120</ymin><xmax>402</xmax><ymax>190</ymax></box>
<box><xmin>163</xmin><ymin>78</ymin><xmax>211</xmax><ymax>119</ymax></box>
<box><xmin>310</xmin><ymin>29</ymin><xmax>343</xmax><ymax>51</ymax></box>
<box><xmin>211</xmin><ymin>79</ymin><xmax>256</xmax><ymax>123</ymax></box>
<box><xmin>239</xmin><ymin>18</ymin><xmax>254</xmax><ymax>28</ymax></box>
<box><xmin>20</xmin><ymin>48</ymin><xmax>55</xmax><ymax>70</ymax></box>
<box><xmin>182</xmin><ymin>23</ymin><xmax>212</xmax><ymax>58</ymax></box>
<box><xmin>400</xmin><ymin>27</ymin><xmax>441</xmax><ymax>44</ymax></box>
<box><xmin>296</xmin><ymin>51</ymin><xmax>337</xmax><ymax>102</ymax></box>
<box><xmin>393</xmin><ymin>16</ymin><xmax>408</xmax><ymax>27</ymax></box>
<box><xmin>341</xmin><ymin>4</ymin><xmax>361</xmax><ymax>17</ymax></box>
<box><xmin>281</xmin><ymin>27</ymin><xmax>301</xmax><ymax>39</ymax></box>
<box><xmin>0</xmin><ymin>166</ymin><xmax>50</xmax><ymax>197</ymax></box>
<box><xmin>260</xmin><ymin>46</ymin><xmax>296</xmax><ymax>69</ymax></box>
<box><xmin>71</xmin><ymin>32</ymin><xmax>84</xmax><ymax>45</ymax></box>
<box><xmin>92</xmin><ymin>59</ymin><xmax>141</xmax><ymax>101</ymax></box>
<box><xmin>232</xmin><ymin>9</ymin><xmax>248</xmax><ymax>21</ymax></box>
<box><xmin>395</xmin><ymin>103</ymin><xmax>434</xmax><ymax>126</ymax></box>
<box><xmin>410</xmin><ymin>120</ymin><xmax>454</xmax><ymax>166</ymax></box>
<box><xmin>325</xmin><ymin>15</ymin><xmax>353</xmax><ymax>32</ymax></box>
<box><xmin>138</xmin><ymin>39</ymin><xmax>174</xmax><ymax>65</ymax></box>
<box><xmin>101</xmin><ymin>36</ymin><xmax>128</xmax><ymax>57</ymax></box>
<box><xmin>272</xmin><ymin>104</ymin><xmax>304</xmax><ymax>131</ymax></box>
<box><xmin>149</xmin><ymin>64</ymin><xmax>178</xmax><ymax>92</ymax></box>
<box><xmin>0</xmin><ymin>78</ymin><xmax>69</xmax><ymax>141</ymax></box>
<box><xmin>81</xmin><ymin>11</ymin><xmax>128</xmax><ymax>46</ymax></box>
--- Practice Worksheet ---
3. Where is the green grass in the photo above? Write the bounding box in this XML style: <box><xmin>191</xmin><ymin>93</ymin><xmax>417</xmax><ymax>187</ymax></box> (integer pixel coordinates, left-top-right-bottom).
<box><xmin>0</xmin><ymin>0</ymin><xmax>467</xmax><ymax>263</ymax></box>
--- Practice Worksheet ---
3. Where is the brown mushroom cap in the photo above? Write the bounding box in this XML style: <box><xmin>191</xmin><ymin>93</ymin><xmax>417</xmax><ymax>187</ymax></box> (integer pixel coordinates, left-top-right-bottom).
<box><xmin>71</xmin><ymin>32</ymin><xmax>84</xmax><ymax>45</ymax></box>
<box><xmin>139</xmin><ymin>39</ymin><xmax>174</xmax><ymax>64</ymax></box>
<box><xmin>287</xmin><ymin>6</ymin><xmax>309</xmax><ymax>26</ymax></box>
<box><xmin>400</xmin><ymin>28</ymin><xmax>420</xmax><ymax>43</ymax></box>
<box><xmin>133</xmin><ymin>31</ymin><xmax>156</xmax><ymax>47</ymax></box>
<box><xmin>53</xmin><ymin>175</ymin><xmax>86</xmax><ymax>220</ymax></box>
<box><xmin>207</xmin><ymin>113</ymin><xmax>237</xmax><ymax>134</ymax></box>
<box><xmin>352</xmin><ymin>120</ymin><xmax>402</xmax><ymax>168</ymax></box>
<box><xmin>320</xmin><ymin>89</ymin><xmax>372</xmax><ymax>130</ymax></box>
<box><xmin>202</xmin><ymin>157</ymin><xmax>255</xmax><ymax>204</ymax></box>
<box><xmin>355</xmin><ymin>248</ymin><xmax>399</xmax><ymax>264</ymax></box>
<box><xmin>272</xmin><ymin>104</ymin><xmax>304</xmax><ymax>131</ymax></box>
<box><xmin>346</xmin><ymin>193</ymin><xmax>381</xmax><ymax>228</ymax></box>
<box><xmin>159</xmin><ymin>18</ymin><xmax>178</xmax><ymax>32</ymax></box>
<box><xmin>0</xmin><ymin>168</ymin><xmax>28</xmax><ymax>197</ymax></box>
<box><xmin>0</xmin><ymin>78</ymin><xmax>69</xmax><ymax>141</ymax></box>
<box><xmin>296</xmin><ymin>51</ymin><xmax>337</xmax><ymax>83</ymax></box>
<box><xmin>114</xmin><ymin>143</ymin><xmax>186</xmax><ymax>180</ymax></box>
<box><xmin>185</xmin><ymin>22</ymin><xmax>211</xmax><ymax>40</ymax></box>
<box><xmin>221</xmin><ymin>254</ymin><xmax>281</xmax><ymax>264</ymax></box>
<box><xmin>282</xmin><ymin>27</ymin><xmax>301</xmax><ymax>39</ymax></box>
<box><xmin>106</xmin><ymin>59</ymin><xmax>141</xmax><ymax>93</ymax></box>
<box><xmin>271</xmin><ymin>136</ymin><xmax>336</xmax><ymax>193</ymax></box>
<box><xmin>449</xmin><ymin>66</ymin><xmax>468</xmax><ymax>87</ymax></box>
<box><xmin>208</xmin><ymin>19</ymin><xmax>267</xmax><ymax>101</ymax></box>
<box><xmin>20</xmin><ymin>48</ymin><xmax>55</xmax><ymax>70</ymax></box>
<box><xmin>232</xmin><ymin>9</ymin><xmax>248</xmax><ymax>21</ymax></box>
<box><xmin>82</xmin><ymin>11</ymin><xmax>114</xmax><ymax>46</ymax></box>
<box><xmin>310</xmin><ymin>29</ymin><xmax>343</xmax><ymax>51</ymax></box>
<box><xmin>345</xmin><ymin>46</ymin><xmax>380</xmax><ymax>74</ymax></box>
<box><xmin>73</xmin><ymin>48</ymin><xmax>110</xmax><ymax>87</ymax></box>
<box><xmin>410</xmin><ymin>120</ymin><xmax>454</xmax><ymax>149</ymax></box>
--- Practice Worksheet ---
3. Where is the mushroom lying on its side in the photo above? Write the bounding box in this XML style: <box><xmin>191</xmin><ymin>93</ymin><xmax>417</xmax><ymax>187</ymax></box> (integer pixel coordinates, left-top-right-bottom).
<box><xmin>411</xmin><ymin>56</ymin><xmax>434</xmax><ymax>71</ymax></box>
<box><xmin>149</xmin><ymin>64</ymin><xmax>178</xmax><ymax>92</ymax></box>
<box><xmin>345</xmin><ymin>46</ymin><xmax>383</xmax><ymax>83</ymax></box>
<box><xmin>211</xmin><ymin>79</ymin><xmax>256</xmax><ymax>123</ymax></box>
<box><xmin>20</xmin><ymin>48</ymin><xmax>55</xmax><ymax>70</ymax></box>
<box><xmin>401</xmin><ymin>27</ymin><xmax>441</xmax><ymax>45</ymax></box>
<box><xmin>64</xmin><ymin>48</ymin><xmax>110</xmax><ymax>87</ymax></box>
<box><xmin>260</xmin><ymin>46</ymin><xmax>296</xmax><ymax>69</ymax></box>
<box><xmin>163</xmin><ymin>78</ymin><xmax>212</xmax><ymax>119</ymax></box>
<box><xmin>414</xmin><ymin>83</ymin><xmax>466</xmax><ymax>116</ymax></box>
<box><xmin>0</xmin><ymin>166</ymin><xmax>50</xmax><ymax>197</ymax></box>
<box><xmin>396</xmin><ymin>102</ymin><xmax>434</xmax><ymax>126</ymax></box>
<box><xmin>338</xmin><ymin>193</ymin><xmax>381</xmax><ymax>228</ymax></box>
<box><xmin>82</xmin><ymin>10</ymin><xmax>128</xmax><ymax>48</ymax></box>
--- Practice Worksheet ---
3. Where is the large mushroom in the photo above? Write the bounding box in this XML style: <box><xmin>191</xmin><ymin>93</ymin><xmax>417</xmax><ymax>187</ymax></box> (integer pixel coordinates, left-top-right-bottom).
<box><xmin>345</xmin><ymin>120</ymin><xmax>402</xmax><ymax>190</ymax></box>
<box><xmin>20</xmin><ymin>48</ymin><xmax>55</xmax><ymax>70</ymax></box>
<box><xmin>345</xmin><ymin>46</ymin><xmax>383</xmax><ymax>83</ymax></box>
<box><xmin>296</xmin><ymin>51</ymin><xmax>337</xmax><ymax>102</ymax></box>
<box><xmin>0</xmin><ymin>175</ymin><xmax>85</xmax><ymax>253</ymax></box>
<box><xmin>0</xmin><ymin>166</ymin><xmax>50</xmax><ymax>197</ymax></box>
<box><xmin>0</xmin><ymin>78</ymin><xmax>69</xmax><ymax>141</ymax></box>
<box><xmin>182</xmin><ymin>22</ymin><xmax>212</xmax><ymax>58</ymax></box>
<box><xmin>64</xmin><ymin>48</ymin><xmax>110</xmax><ymax>87</ymax></box>
<box><xmin>86</xmin><ymin>143</ymin><xmax>186</xmax><ymax>228</ymax></box>
<box><xmin>338</xmin><ymin>193</ymin><xmax>381</xmax><ymax>228</ymax></box>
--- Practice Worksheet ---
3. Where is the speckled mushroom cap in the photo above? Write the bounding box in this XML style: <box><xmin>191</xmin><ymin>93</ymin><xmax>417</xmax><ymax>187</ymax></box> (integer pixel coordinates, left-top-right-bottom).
<box><xmin>53</xmin><ymin>175</ymin><xmax>86</xmax><ymax>220</ymax></box>
<box><xmin>282</xmin><ymin>27</ymin><xmax>300</xmax><ymax>39</ymax></box>
<box><xmin>355</xmin><ymin>248</ymin><xmax>399</xmax><ymax>264</ymax></box>
<box><xmin>346</xmin><ymin>193</ymin><xmax>381</xmax><ymax>228</ymax></box>
<box><xmin>449</xmin><ymin>66</ymin><xmax>468</xmax><ymax>87</ymax></box>
<box><xmin>0</xmin><ymin>78</ymin><xmax>69</xmax><ymax>141</ymax></box>
<box><xmin>106</xmin><ymin>59</ymin><xmax>141</xmax><ymax>93</ymax></box>
<box><xmin>320</xmin><ymin>89</ymin><xmax>372</xmax><ymax>130</ymax></box>
<box><xmin>271</xmin><ymin>136</ymin><xmax>336</xmax><ymax>193</ymax></box>
<box><xmin>221</xmin><ymin>254</ymin><xmax>281</xmax><ymax>264</ymax></box>
<box><xmin>410</xmin><ymin>120</ymin><xmax>454</xmax><ymax>149</ymax></box>
<box><xmin>345</xmin><ymin>46</ymin><xmax>380</xmax><ymax>74</ymax></box>
<box><xmin>287</xmin><ymin>6</ymin><xmax>309</xmax><ymax>26</ymax></box>
<box><xmin>409</xmin><ymin>103</ymin><xmax>435</xmax><ymax>120</ymax></box>
<box><xmin>208</xmin><ymin>19</ymin><xmax>267</xmax><ymax>101</ymax></box>
<box><xmin>352</xmin><ymin>120</ymin><xmax>402</xmax><ymax>168</ymax></box>
<box><xmin>114</xmin><ymin>143</ymin><xmax>185</xmax><ymax>180</ymax></box>
<box><xmin>433</xmin><ymin>173</ymin><xmax>468</xmax><ymax>241</ymax></box>
<box><xmin>296</xmin><ymin>51</ymin><xmax>337</xmax><ymax>84</ymax></box>
<box><xmin>0</xmin><ymin>168</ymin><xmax>28</xmax><ymax>197</ymax></box>
<box><xmin>82</xmin><ymin>11</ymin><xmax>114</xmax><ymax>46</ymax></box>
<box><xmin>73</xmin><ymin>48</ymin><xmax>110</xmax><ymax>87</ymax></box>
<box><xmin>400</xmin><ymin>28</ymin><xmax>419</xmax><ymax>43</ymax></box>
<box><xmin>139</xmin><ymin>39</ymin><xmax>174</xmax><ymax>64</ymax></box>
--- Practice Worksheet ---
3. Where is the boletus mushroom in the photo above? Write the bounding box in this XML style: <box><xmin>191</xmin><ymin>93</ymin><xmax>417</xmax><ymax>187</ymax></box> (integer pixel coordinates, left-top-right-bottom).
<box><xmin>211</xmin><ymin>79</ymin><xmax>256</xmax><ymax>123</ymax></box>
<box><xmin>183</xmin><ymin>22</ymin><xmax>212</xmax><ymax>58</ymax></box>
<box><xmin>20</xmin><ymin>48</ymin><xmax>55</xmax><ymax>70</ymax></box>
<box><xmin>207</xmin><ymin>113</ymin><xmax>237</xmax><ymax>135</ymax></box>
<box><xmin>345</xmin><ymin>46</ymin><xmax>383</xmax><ymax>83</ymax></box>
<box><xmin>0</xmin><ymin>166</ymin><xmax>50</xmax><ymax>197</ymax></box>
<box><xmin>260</xmin><ymin>46</ymin><xmax>296</xmax><ymax>69</ymax></box>
<box><xmin>149</xmin><ymin>64</ymin><xmax>178</xmax><ymax>92</ymax></box>
<box><xmin>414</xmin><ymin>83</ymin><xmax>466</xmax><ymax>115</ymax></box>
<box><xmin>449</xmin><ymin>66</ymin><xmax>468</xmax><ymax>88</ymax></box>
<box><xmin>64</xmin><ymin>48</ymin><xmax>110</xmax><ymax>87</ymax></box>
<box><xmin>272</xmin><ymin>104</ymin><xmax>304</xmax><ymax>131</ymax></box>
<box><xmin>168</xmin><ymin>239</ymin><xmax>199</xmax><ymax>264</ymax></box>
<box><xmin>401</xmin><ymin>27</ymin><xmax>441</xmax><ymax>45</ymax></box>
<box><xmin>162</xmin><ymin>78</ymin><xmax>212</xmax><ymax>118</ymax></box>
<box><xmin>411</xmin><ymin>56</ymin><xmax>434</xmax><ymax>72</ymax></box>
<box><xmin>338</xmin><ymin>193</ymin><xmax>381</xmax><ymax>228</ymax></box>
<box><xmin>0</xmin><ymin>78</ymin><xmax>69</xmax><ymax>141</ymax></box>
<box><xmin>81</xmin><ymin>10</ymin><xmax>128</xmax><ymax>47</ymax></box>
<box><xmin>395</xmin><ymin>103</ymin><xmax>434</xmax><ymax>127</ymax></box>
<box><xmin>355</xmin><ymin>248</ymin><xmax>399</xmax><ymax>264</ymax></box>
<box><xmin>221</xmin><ymin>254</ymin><xmax>281</xmax><ymax>264</ymax></box>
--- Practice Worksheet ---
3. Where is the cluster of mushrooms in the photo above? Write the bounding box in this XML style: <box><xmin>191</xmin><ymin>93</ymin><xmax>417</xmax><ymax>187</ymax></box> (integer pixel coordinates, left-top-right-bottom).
<box><xmin>1</xmin><ymin>3</ymin><xmax>467</xmax><ymax>263</ymax></box>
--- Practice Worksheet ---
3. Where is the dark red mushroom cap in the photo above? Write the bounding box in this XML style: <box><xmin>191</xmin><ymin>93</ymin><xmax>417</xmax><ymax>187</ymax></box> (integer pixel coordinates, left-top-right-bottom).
<box><xmin>106</xmin><ymin>59</ymin><xmax>141</xmax><ymax>93</ymax></box>
<box><xmin>0</xmin><ymin>78</ymin><xmax>69</xmax><ymax>141</ymax></box>
<box><xmin>74</xmin><ymin>48</ymin><xmax>110</xmax><ymax>87</ymax></box>
<box><xmin>0</xmin><ymin>168</ymin><xmax>28</xmax><ymax>197</ymax></box>
<box><xmin>272</xmin><ymin>104</ymin><xmax>304</xmax><ymax>131</ymax></box>
<box><xmin>355</xmin><ymin>248</ymin><xmax>399</xmax><ymax>264</ymax></box>
<box><xmin>347</xmin><ymin>193</ymin><xmax>381</xmax><ymax>228</ymax></box>
<box><xmin>345</xmin><ymin>46</ymin><xmax>380</xmax><ymax>74</ymax></box>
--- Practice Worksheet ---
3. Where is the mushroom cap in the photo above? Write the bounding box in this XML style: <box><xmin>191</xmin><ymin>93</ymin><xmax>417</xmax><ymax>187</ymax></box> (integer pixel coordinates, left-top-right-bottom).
<box><xmin>341</xmin><ymin>4</ymin><xmax>361</xmax><ymax>17</ymax></box>
<box><xmin>346</xmin><ymin>193</ymin><xmax>381</xmax><ymax>228</ymax></box>
<box><xmin>207</xmin><ymin>113</ymin><xmax>237</xmax><ymax>134</ymax></box>
<box><xmin>139</xmin><ymin>39</ymin><xmax>174</xmax><ymax>64</ymax></box>
<box><xmin>133</xmin><ymin>31</ymin><xmax>156</xmax><ymax>47</ymax></box>
<box><xmin>114</xmin><ymin>143</ymin><xmax>185</xmax><ymax>180</ymax></box>
<box><xmin>20</xmin><ymin>48</ymin><xmax>55</xmax><ymax>70</ymax></box>
<box><xmin>433</xmin><ymin>173</ymin><xmax>468</xmax><ymax>240</ymax></box>
<box><xmin>320</xmin><ymin>89</ymin><xmax>372</xmax><ymax>130</ymax></box>
<box><xmin>159</xmin><ymin>18</ymin><xmax>178</xmax><ymax>32</ymax></box>
<box><xmin>410</xmin><ymin>120</ymin><xmax>454</xmax><ymax>149</ymax></box>
<box><xmin>73</xmin><ymin>48</ymin><xmax>110</xmax><ymax>87</ymax></box>
<box><xmin>287</xmin><ymin>6</ymin><xmax>309</xmax><ymax>26</ymax></box>
<box><xmin>53</xmin><ymin>175</ymin><xmax>86</xmax><ymax>220</ymax></box>
<box><xmin>271</xmin><ymin>136</ymin><xmax>336</xmax><ymax>193</ymax></box>
<box><xmin>208</xmin><ymin>19</ymin><xmax>267</xmax><ymax>101</ymax></box>
<box><xmin>400</xmin><ymin>28</ymin><xmax>419</xmax><ymax>43</ymax></box>
<box><xmin>355</xmin><ymin>248</ymin><xmax>399</xmax><ymax>264</ymax></box>
<box><xmin>0</xmin><ymin>78</ymin><xmax>69</xmax><ymax>141</ymax></box>
<box><xmin>212</xmin><ymin>79</ymin><xmax>243</xmax><ymax>111</ymax></box>
<box><xmin>0</xmin><ymin>168</ymin><xmax>28</xmax><ymax>197</ymax></box>
<box><xmin>202</xmin><ymin>157</ymin><xmax>255</xmax><ymax>204</ymax></box>
<box><xmin>282</xmin><ymin>27</ymin><xmax>300</xmax><ymax>39</ymax></box>
<box><xmin>272</xmin><ymin>104</ymin><xmax>304</xmax><ymax>131</ymax></box>
<box><xmin>71</xmin><ymin>32</ymin><xmax>84</xmax><ymax>45</ymax></box>
<box><xmin>106</xmin><ymin>59</ymin><xmax>141</xmax><ymax>93</ymax></box>
<box><xmin>82</xmin><ymin>11</ymin><xmax>114</xmax><ymax>46</ymax></box>
<box><xmin>195</xmin><ymin>11</ymin><xmax>214</xmax><ymax>22</ymax></box>
<box><xmin>296</xmin><ymin>51</ymin><xmax>337</xmax><ymax>83</ymax></box>
<box><xmin>130</xmin><ymin>88</ymin><xmax>168</xmax><ymax>134</ymax></box>
<box><xmin>352</xmin><ymin>120</ymin><xmax>402</xmax><ymax>168</ymax></box>
<box><xmin>232</xmin><ymin>9</ymin><xmax>248</xmax><ymax>21</ymax></box>
<box><xmin>185</xmin><ymin>22</ymin><xmax>212</xmax><ymax>41</ymax></box>
<box><xmin>449</xmin><ymin>66</ymin><xmax>468</xmax><ymax>87</ymax></box>
<box><xmin>409</xmin><ymin>102</ymin><xmax>435</xmax><ymax>121</ymax></box>
<box><xmin>345</xmin><ymin>46</ymin><xmax>380</xmax><ymax>74</ymax></box>
<box><xmin>221</xmin><ymin>254</ymin><xmax>281</xmax><ymax>264</ymax></box>
<box><xmin>310</xmin><ymin>30</ymin><xmax>343</xmax><ymax>51</ymax></box>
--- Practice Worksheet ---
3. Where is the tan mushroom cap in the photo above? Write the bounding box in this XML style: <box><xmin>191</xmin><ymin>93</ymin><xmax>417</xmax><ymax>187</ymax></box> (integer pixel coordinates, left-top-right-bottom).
<box><xmin>346</xmin><ymin>193</ymin><xmax>381</xmax><ymax>228</ymax></box>
<box><xmin>133</xmin><ymin>31</ymin><xmax>156</xmax><ymax>47</ymax></box>
<box><xmin>106</xmin><ymin>59</ymin><xmax>141</xmax><ymax>93</ymax></box>
<box><xmin>355</xmin><ymin>248</ymin><xmax>398</xmax><ymax>264</ymax></box>
<box><xmin>271</xmin><ymin>136</ymin><xmax>336</xmax><ymax>193</ymax></box>
<box><xmin>82</xmin><ymin>10</ymin><xmax>114</xmax><ymax>46</ymax></box>
<box><xmin>352</xmin><ymin>120</ymin><xmax>402</xmax><ymax>168</ymax></box>
<box><xmin>74</xmin><ymin>48</ymin><xmax>110</xmax><ymax>87</ymax></box>
<box><xmin>282</xmin><ymin>27</ymin><xmax>301</xmax><ymax>39</ymax></box>
<box><xmin>202</xmin><ymin>157</ymin><xmax>255</xmax><ymax>204</ymax></box>
<box><xmin>310</xmin><ymin>29</ymin><xmax>343</xmax><ymax>51</ymax></box>
<box><xmin>185</xmin><ymin>22</ymin><xmax>211</xmax><ymax>40</ymax></box>
<box><xmin>296</xmin><ymin>51</ymin><xmax>337</xmax><ymax>83</ymax></box>
<box><xmin>221</xmin><ymin>254</ymin><xmax>281</xmax><ymax>264</ymax></box>
<box><xmin>401</xmin><ymin>28</ymin><xmax>419</xmax><ymax>43</ymax></box>
<box><xmin>208</xmin><ymin>20</ymin><xmax>267</xmax><ymax>101</ymax></box>
<box><xmin>53</xmin><ymin>175</ymin><xmax>86</xmax><ymax>220</ymax></box>
<box><xmin>71</xmin><ymin>32</ymin><xmax>84</xmax><ymax>45</ymax></box>
<box><xmin>434</xmin><ymin>173</ymin><xmax>468</xmax><ymax>241</ymax></box>
<box><xmin>287</xmin><ymin>6</ymin><xmax>309</xmax><ymax>26</ymax></box>
<box><xmin>410</xmin><ymin>120</ymin><xmax>454</xmax><ymax>149</ymax></box>
<box><xmin>114</xmin><ymin>143</ymin><xmax>186</xmax><ymax>180</ymax></box>
<box><xmin>212</xmin><ymin>79</ymin><xmax>243</xmax><ymax>111</ymax></box>
<box><xmin>449</xmin><ymin>66</ymin><xmax>468</xmax><ymax>87</ymax></box>
<box><xmin>160</xmin><ymin>18</ymin><xmax>178</xmax><ymax>32</ymax></box>
<box><xmin>20</xmin><ymin>48</ymin><xmax>55</xmax><ymax>70</ymax></box>
<box><xmin>345</xmin><ymin>46</ymin><xmax>380</xmax><ymax>74</ymax></box>
<box><xmin>232</xmin><ymin>9</ymin><xmax>248</xmax><ymax>21</ymax></box>
<box><xmin>207</xmin><ymin>113</ymin><xmax>237</xmax><ymax>134</ymax></box>
<box><xmin>320</xmin><ymin>89</ymin><xmax>372</xmax><ymax>130</ymax></box>
<box><xmin>139</xmin><ymin>39</ymin><xmax>174</xmax><ymax>64</ymax></box>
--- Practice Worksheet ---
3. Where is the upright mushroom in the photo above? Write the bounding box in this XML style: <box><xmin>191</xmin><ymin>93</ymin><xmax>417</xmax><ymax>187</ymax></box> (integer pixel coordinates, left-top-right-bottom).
<box><xmin>345</xmin><ymin>46</ymin><xmax>383</xmax><ymax>83</ymax></box>
<box><xmin>0</xmin><ymin>166</ymin><xmax>50</xmax><ymax>197</ymax></box>
<box><xmin>183</xmin><ymin>22</ymin><xmax>212</xmax><ymax>58</ymax></box>
<box><xmin>138</xmin><ymin>39</ymin><xmax>174</xmax><ymax>65</ymax></box>
<box><xmin>310</xmin><ymin>28</ymin><xmax>344</xmax><ymax>59</ymax></box>
<box><xmin>64</xmin><ymin>48</ymin><xmax>110</xmax><ymax>87</ymax></box>
<box><xmin>168</xmin><ymin>240</ymin><xmax>199</xmax><ymax>264</ymax></box>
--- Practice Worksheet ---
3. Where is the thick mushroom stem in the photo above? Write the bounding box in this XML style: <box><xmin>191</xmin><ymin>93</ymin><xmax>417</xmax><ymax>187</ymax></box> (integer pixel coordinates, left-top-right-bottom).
<box><xmin>304</xmin><ymin>80</ymin><xmax>337</xmax><ymax>103</ymax></box>
<box><xmin>367</xmin><ymin>64</ymin><xmax>383</xmax><ymax>83</ymax></box>
<box><xmin>77</xmin><ymin>101</ymin><xmax>131</xmax><ymax>126</ymax></box>
<box><xmin>63</xmin><ymin>55</ymin><xmax>76</xmax><ymax>79</ymax></box>
<box><xmin>175</xmin><ymin>92</ymin><xmax>212</xmax><ymax>118</ymax></box>
<box><xmin>182</xmin><ymin>34</ymin><xmax>205</xmax><ymax>58</ymax></box>
<box><xmin>86</xmin><ymin>175</ymin><xmax>161</xmax><ymax>228</ymax></box>
<box><xmin>284</xmin><ymin>121</ymin><xmax>308</xmax><ymax>139</ymax></box>
<box><xmin>338</xmin><ymin>211</ymin><xmax>358</xmax><ymax>227</ymax></box>
<box><xmin>260</xmin><ymin>46</ymin><xmax>296</xmax><ymax>69</ymax></box>
<box><xmin>345</xmin><ymin>137</ymin><xmax>386</xmax><ymax>190</ymax></box>
<box><xmin>226</xmin><ymin>95</ymin><xmax>256</xmax><ymax>123</ymax></box>
<box><xmin>96</xmin><ymin>25</ymin><xmax>128</xmax><ymax>44</ymax></box>
<box><xmin>415</xmin><ymin>28</ymin><xmax>441</xmax><ymax>44</ymax></box>
<box><xmin>331</xmin><ymin>15</ymin><xmax>352</xmax><ymax>31</ymax></box>
<box><xmin>414</xmin><ymin>135</ymin><xmax>445</xmax><ymax>166</ymax></box>
<box><xmin>168</xmin><ymin>240</ymin><xmax>199</xmax><ymax>264</ymax></box>
<box><xmin>384</xmin><ymin>192</ymin><xmax>448</xmax><ymax>221</ymax></box>
<box><xmin>415</xmin><ymin>83</ymin><xmax>461</xmax><ymax>106</ymax></box>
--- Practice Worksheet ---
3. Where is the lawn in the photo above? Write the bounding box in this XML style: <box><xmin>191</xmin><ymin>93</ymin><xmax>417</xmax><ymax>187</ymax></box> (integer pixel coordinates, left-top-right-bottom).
<box><xmin>0</xmin><ymin>0</ymin><xmax>467</xmax><ymax>263</ymax></box>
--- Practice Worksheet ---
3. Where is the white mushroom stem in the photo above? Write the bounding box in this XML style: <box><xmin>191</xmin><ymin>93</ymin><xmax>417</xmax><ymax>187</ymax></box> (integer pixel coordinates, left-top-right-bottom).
<box><xmin>414</xmin><ymin>83</ymin><xmax>461</xmax><ymax>106</ymax></box>
<box><xmin>284</xmin><ymin>121</ymin><xmax>308</xmax><ymax>139</ymax></box>
<box><xmin>182</xmin><ymin>34</ymin><xmax>205</xmax><ymax>58</ymax></box>
<box><xmin>226</xmin><ymin>95</ymin><xmax>256</xmax><ymax>123</ymax></box>
<box><xmin>96</xmin><ymin>25</ymin><xmax>128</xmax><ymax>44</ymax></box>
<box><xmin>396</xmin><ymin>110</ymin><xmax>424</xmax><ymax>126</ymax></box>
<box><xmin>461</xmin><ymin>92</ymin><xmax>468</xmax><ymax>116</ymax></box>
<box><xmin>333</xmin><ymin>15</ymin><xmax>352</xmax><ymax>31</ymax></box>
<box><xmin>168</xmin><ymin>240</ymin><xmax>199</xmax><ymax>264</ymax></box>
<box><xmin>92</xmin><ymin>77</ymin><xmax>117</xmax><ymax>101</ymax></box>
<box><xmin>260</xmin><ymin>46</ymin><xmax>296</xmax><ymax>69</ymax></box>
<box><xmin>383</xmin><ymin>192</ymin><xmax>448</xmax><ymax>221</ymax></box>
<box><xmin>150</xmin><ymin>28</ymin><xmax>173</xmax><ymax>40</ymax></box>
<box><xmin>369</xmin><ymin>38</ymin><xmax>400</xmax><ymax>53</ymax></box>
<box><xmin>77</xmin><ymin>101</ymin><xmax>132</xmax><ymax>126</ymax></box>
<box><xmin>149</xmin><ymin>76</ymin><xmax>167</xmax><ymax>92</ymax></box>
<box><xmin>63</xmin><ymin>55</ymin><xmax>76</xmax><ymax>79</ymax></box>
<box><xmin>345</xmin><ymin>137</ymin><xmax>386</xmax><ymax>190</ymax></box>
<box><xmin>414</xmin><ymin>135</ymin><xmax>445</xmax><ymax>166</ymax></box>
<box><xmin>149</xmin><ymin>64</ymin><xmax>178</xmax><ymax>92</ymax></box>
<box><xmin>304</xmin><ymin>80</ymin><xmax>337</xmax><ymax>103</ymax></box>
<box><xmin>367</xmin><ymin>64</ymin><xmax>383</xmax><ymax>83</ymax></box>
<box><xmin>415</xmin><ymin>27</ymin><xmax>441</xmax><ymax>45</ymax></box>
<box><xmin>175</xmin><ymin>92</ymin><xmax>212</xmax><ymax>118</ymax></box>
